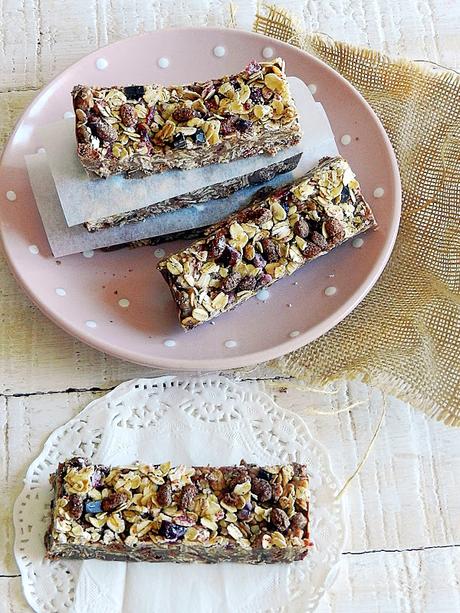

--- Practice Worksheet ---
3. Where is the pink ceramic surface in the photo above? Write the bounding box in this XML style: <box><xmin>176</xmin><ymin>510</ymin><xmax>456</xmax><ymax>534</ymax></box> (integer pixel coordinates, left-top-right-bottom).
<box><xmin>0</xmin><ymin>28</ymin><xmax>401</xmax><ymax>370</ymax></box>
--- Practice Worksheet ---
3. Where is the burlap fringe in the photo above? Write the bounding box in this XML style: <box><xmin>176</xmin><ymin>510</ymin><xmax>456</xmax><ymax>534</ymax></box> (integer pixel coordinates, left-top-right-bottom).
<box><xmin>253</xmin><ymin>4</ymin><xmax>460</xmax><ymax>426</ymax></box>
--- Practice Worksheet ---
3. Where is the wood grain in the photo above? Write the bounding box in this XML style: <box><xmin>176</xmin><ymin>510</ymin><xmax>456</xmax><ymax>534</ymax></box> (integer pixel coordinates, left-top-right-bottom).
<box><xmin>1</xmin><ymin>381</ymin><xmax>459</xmax><ymax>612</ymax></box>
<box><xmin>1</xmin><ymin>1</ymin><xmax>459</xmax><ymax>610</ymax></box>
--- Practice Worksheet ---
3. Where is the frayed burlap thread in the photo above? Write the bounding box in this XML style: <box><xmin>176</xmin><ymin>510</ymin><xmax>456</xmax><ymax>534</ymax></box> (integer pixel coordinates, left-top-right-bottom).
<box><xmin>254</xmin><ymin>5</ymin><xmax>460</xmax><ymax>425</ymax></box>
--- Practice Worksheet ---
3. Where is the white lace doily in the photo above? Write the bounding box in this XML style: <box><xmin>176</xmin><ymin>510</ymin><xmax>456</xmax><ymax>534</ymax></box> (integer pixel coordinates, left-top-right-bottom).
<box><xmin>14</xmin><ymin>376</ymin><xmax>345</xmax><ymax>613</ymax></box>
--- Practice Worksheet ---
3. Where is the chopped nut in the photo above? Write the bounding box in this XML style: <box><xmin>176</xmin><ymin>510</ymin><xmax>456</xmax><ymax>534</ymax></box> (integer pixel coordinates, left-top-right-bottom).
<box><xmin>120</xmin><ymin>104</ymin><xmax>138</xmax><ymax>127</ymax></box>
<box><xmin>157</xmin><ymin>483</ymin><xmax>172</xmax><ymax>507</ymax></box>
<box><xmin>251</xmin><ymin>478</ymin><xmax>272</xmax><ymax>502</ymax></box>
<box><xmin>100</xmin><ymin>492</ymin><xmax>128</xmax><ymax>513</ymax></box>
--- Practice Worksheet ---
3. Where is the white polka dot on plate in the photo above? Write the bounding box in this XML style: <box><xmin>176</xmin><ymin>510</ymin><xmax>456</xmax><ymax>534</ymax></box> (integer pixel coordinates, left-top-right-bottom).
<box><xmin>82</xmin><ymin>250</ymin><xmax>94</xmax><ymax>258</ymax></box>
<box><xmin>85</xmin><ymin>320</ymin><xmax>97</xmax><ymax>328</ymax></box>
<box><xmin>289</xmin><ymin>330</ymin><xmax>300</xmax><ymax>338</ymax></box>
<box><xmin>324</xmin><ymin>286</ymin><xmax>337</xmax><ymax>296</ymax></box>
<box><xmin>96</xmin><ymin>57</ymin><xmax>108</xmax><ymax>70</ymax></box>
<box><xmin>6</xmin><ymin>190</ymin><xmax>16</xmax><ymax>201</ymax></box>
<box><xmin>341</xmin><ymin>134</ymin><xmax>351</xmax><ymax>145</ymax></box>
<box><xmin>262</xmin><ymin>46</ymin><xmax>274</xmax><ymax>59</ymax></box>
<box><xmin>118</xmin><ymin>298</ymin><xmax>130</xmax><ymax>308</ymax></box>
<box><xmin>157</xmin><ymin>57</ymin><xmax>169</xmax><ymax>68</ymax></box>
<box><xmin>224</xmin><ymin>339</ymin><xmax>237</xmax><ymax>348</ymax></box>
<box><xmin>154</xmin><ymin>248</ymin><xmax>165</xmax><ymax>258</ymax></box>
<box><xmin>55</xmin><ymin>288</ymin><xmax>66</xmax><ymax>296</ymax></box>
<box><xmin>352</xmin><ymin>237</ymin><xmax>364</xmax><ymax>249</ymax></box>
<box><xmin>256</xmin><ymin>288</ymin><xmax>270</xmax><ymax>301</ymax></box>
<box><xmin>373</xmin><ymin>187</ymin><xmax>385</xmax><ymax>198</ymax></box>
<box><xmin>308</xmin><ymin>84</ymin><xmax>317</xmax><ymax>94</ymax></box>
<box><xmin>164</xmin><ymin>339</ymin><xmax>176</xmax><ymax>348</ymax></box>
<box><xmin>28</xmin><ymin>245</ymin><xmax>39</xmax><ymax>255</ymax></box>
<box><xmin>213</xmin><ymin>46</ymin><xmax>226</xmax><ymax>58</ymax></box>
<box><xmin>63</xmin><ymin>111</ymin><xmax>74</xmax><ymax>119</ymax></box>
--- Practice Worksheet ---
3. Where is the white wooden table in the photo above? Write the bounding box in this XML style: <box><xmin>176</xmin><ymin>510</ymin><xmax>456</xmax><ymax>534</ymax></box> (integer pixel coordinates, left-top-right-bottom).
<box><xmin>1</xmin><ymin>2</ymin><xmax>459</xmax><ymax>612</ymax></box>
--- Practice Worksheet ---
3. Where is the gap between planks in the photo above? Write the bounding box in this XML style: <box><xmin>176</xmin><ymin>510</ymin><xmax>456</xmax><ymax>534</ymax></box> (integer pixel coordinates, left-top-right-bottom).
<box><xmin>0</xmin><ymin>373</ymin><xmax>293</xmax><ymax>399</ymax></box>
<box><xmin>1</xmin><ymin>542</ymin><xmax>459</xmax><ymax>581</ymax></box>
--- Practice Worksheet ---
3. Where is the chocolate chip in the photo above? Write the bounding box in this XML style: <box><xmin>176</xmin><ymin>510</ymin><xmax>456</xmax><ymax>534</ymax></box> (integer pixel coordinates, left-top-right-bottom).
<box><xmin>251</xmin><ymin>477</ymin><xmax>272</xmax><ymax>502</ymax></box>
<box><xmin>101</xmin><ymin>492</ymin><xmax>128</xmax><ymax>512</ymax></box>
<box><xmin>294</xmin><ymin>218</ymin><xmax>310</xmax><ymax>239</ymax></box>
<box><xmin>66</xmin><ymin>495</ymin><xmax>83</xmax><ymax>520</ymax></box>
<box><xmin>124</xmin><ymin>85</ymin><xmax>145</xmax><ymax>99</ymax></box>
<box><xmin>157</xmin><ymin>483</ymin><xmax>172</xmax><ymax>507</ymax></box>
<box><xmin>221</xmin><ymin>272</ymin><xmax>242</xmax><ymax>293</ymax></box>
<box><xmin>260</xmin><ymin>238</ymin><xmax>280</xmax><ymax>263</ymax></box>
<box><xmin>172</xmin><ymin>133</ymin><xmax>187</xmax><ymax>149</ymax></box>
<box><xmin>119</xmin><ymin>103</ymin><xmax>138</xmax><ymax>127</ymax></box>
<box><xmin>172</xmin><ymin>106</ymin><xmax>194</xmax><ymax>123</ymax></box>
<box><xmin>270</xmin><ymin>508</ymin><xmax>290</xmax><ymax>532</ymax></box>
<box><xmin>180</xmin><ymin>483</ymin><xmax>198</xmax><ymax>510</ymax></box>
<box><xmin>310</xmin><ymin>231</ymin><xmax>328</xmax><ymax>250</ymax></box>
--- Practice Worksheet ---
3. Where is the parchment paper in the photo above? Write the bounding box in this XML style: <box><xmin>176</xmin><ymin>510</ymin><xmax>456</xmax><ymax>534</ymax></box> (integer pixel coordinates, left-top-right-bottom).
<box><xmin>26</xmin><ymin>78</ymin><xmax>338</xmax><ymax>257</ymax></box>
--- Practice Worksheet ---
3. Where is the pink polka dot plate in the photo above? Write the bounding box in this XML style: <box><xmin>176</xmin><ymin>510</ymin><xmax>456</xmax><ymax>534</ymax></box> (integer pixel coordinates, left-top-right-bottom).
<box><xmin>0</xmin><ymin>28</ymin><xmax>401</xmax><ymax>370</ymax></box>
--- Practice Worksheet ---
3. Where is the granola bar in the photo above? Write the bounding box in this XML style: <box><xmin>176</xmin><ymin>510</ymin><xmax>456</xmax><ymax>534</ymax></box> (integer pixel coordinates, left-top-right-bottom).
<box><xmin>72</xmin><ymin>58</ymin><xmax>302</xmax><ymax>179</ymax></box>
<box><xmin>158</xmin><ymin>156</ymin><xmax>377</xmax><ymax>330</ymax></box>
<box><xmin>84</xmin><ymin>153</ymin><xmax>301</xmax><ymax>231</ymax></box>
<box><xmin>45</xmin><ymin>458</ymin><xmax>310</xmax><ymax>564</ymax></box>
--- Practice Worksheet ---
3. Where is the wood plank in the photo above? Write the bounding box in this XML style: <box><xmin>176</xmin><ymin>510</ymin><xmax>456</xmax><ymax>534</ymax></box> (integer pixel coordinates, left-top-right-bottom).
<box><xmin>1</xmin><ymin>1</ymin><xmax>458</xmax><ymax>94</ymax></box>
<box><xmin>316</xmin><ymin>547</ymin><xmax>460</xmax><ymax>613</ymax></box>
<box><xmin>2</xmin><ymin>547</ymin><xmax>460</xmax><ymax>612</ymax></box>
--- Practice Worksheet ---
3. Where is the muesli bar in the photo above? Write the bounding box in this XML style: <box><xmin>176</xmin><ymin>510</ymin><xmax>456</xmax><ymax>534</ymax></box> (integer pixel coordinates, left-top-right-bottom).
<box><xmin>72</xmin><ymin>58</ymin><xmax>302</xmax><ymax>179</ymax></box>
<box><xmin>45</xmin><ymin>458</ymin><xmax>310</xmax><ymax>564</ymax></box>
<box><xmin>84</xmin><ymin>153</ymin><xmax>301</xmax><ymax>231</ymax></box>
<box><xmin>158</xmin><ymin>156</ymin><xmax>377</xmax><ymax>330</ymax></box>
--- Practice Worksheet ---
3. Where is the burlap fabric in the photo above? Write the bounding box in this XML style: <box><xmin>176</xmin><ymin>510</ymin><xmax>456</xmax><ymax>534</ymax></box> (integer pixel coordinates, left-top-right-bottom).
<box><xmin>254</xmin><ymin>5</ymin><xmax>460</xmax><ymax>425</ymax></box>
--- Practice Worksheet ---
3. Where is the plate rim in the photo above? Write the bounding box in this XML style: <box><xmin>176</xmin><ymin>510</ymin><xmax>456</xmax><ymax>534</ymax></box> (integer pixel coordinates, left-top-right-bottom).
<box><xmin>0</xmin><ymin>26</ymin><xmax>401</xmax><ymax>371</ymax></box>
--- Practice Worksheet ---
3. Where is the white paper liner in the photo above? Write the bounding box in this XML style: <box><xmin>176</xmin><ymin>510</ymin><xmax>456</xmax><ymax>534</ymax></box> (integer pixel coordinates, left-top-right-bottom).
<box><xmin>13</xmin><ymin>376</ymin><xmax>345</xmax><ymax>613</ymax></box>
<box><xmin>26</xmin><ymin>78</ymin><xmax>338</xmax><ymax>257</ymax></box>
<box><xmin>39</xmin><ymin>77</ymin><xmax>315</xmax><ymax>228</ymax></box>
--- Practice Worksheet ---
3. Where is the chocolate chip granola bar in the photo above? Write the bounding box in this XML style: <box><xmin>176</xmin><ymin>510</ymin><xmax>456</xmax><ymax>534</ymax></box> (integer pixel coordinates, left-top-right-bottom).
<box><xmin>45</xmin><ymin>458</ymin><xmax>310</xmax><ymax>563</ymax></box>
<box><xmin>72</xmin><ymin>59</ymin><xmax>302</xmax><ymax>179</ymax></box>
<box><xmin>158</xmin><ymin>156</ymin><xmax>377</xmax><ymax>330</ymax></box>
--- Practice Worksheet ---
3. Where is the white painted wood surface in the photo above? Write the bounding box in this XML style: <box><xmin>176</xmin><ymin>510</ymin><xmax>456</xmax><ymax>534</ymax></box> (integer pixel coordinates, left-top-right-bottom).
<box><xmin>1</xmin><ymin>2</ymin><xmax>459</xmax><ymax>612</ymax></box>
